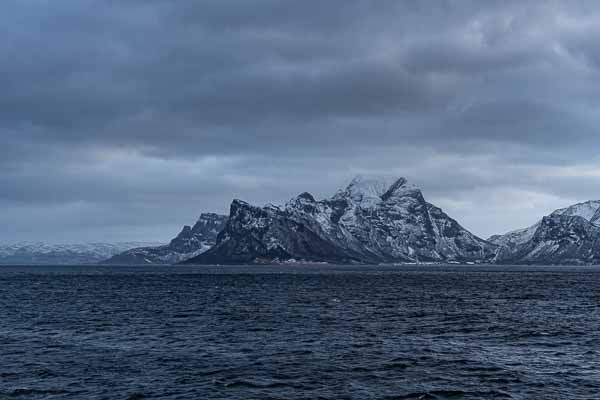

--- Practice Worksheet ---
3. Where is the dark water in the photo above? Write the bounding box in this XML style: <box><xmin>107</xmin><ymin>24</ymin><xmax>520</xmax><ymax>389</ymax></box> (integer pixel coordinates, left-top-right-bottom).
<box><xmin>0</xmin><ymin>265</ymin><xmax>599</xmax><ymax>399</ymax></box>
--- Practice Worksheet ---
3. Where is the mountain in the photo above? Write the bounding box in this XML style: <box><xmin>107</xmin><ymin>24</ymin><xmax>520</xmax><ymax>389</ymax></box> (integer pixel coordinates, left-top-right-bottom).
<box><xmin>0</xmin><ymin>242</ymin><xmax>162</xmax><ymax>265</ymax></box>
<box><xmin>490</xmin><ymin>200</ymin><xmax>600</xmax><ymax>264</ymax></box>
<box><xmin>105</xmin><ymin>213</ymin><xmax>228</xmax><ymax>264</ymax></box>
<box><xmin>184</xmin><ymin>176</ymin><xmax>497</xmax><ymax>265</ymax></box>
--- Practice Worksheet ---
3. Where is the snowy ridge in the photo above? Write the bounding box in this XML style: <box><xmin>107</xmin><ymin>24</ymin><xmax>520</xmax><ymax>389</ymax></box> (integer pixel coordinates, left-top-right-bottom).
<box><xmin>551</xmin><ymin>200</ymin><xmax>600</xmax><ymax>224</ymax></box>
<box><xmin>0</xmin><ymin>242</ymin><xmax>162</xmax><ymax>265</ymax></box>
<box><xmin>491</xmin><ymin>199</ymin><xmax>600</xmax><ymax>264</ymax></box>
<box><xmin>489</xmin><ymin>223</ymin><xmax>540</xmax><ymax>247</ymax></box>
<box><xmin>336</xmin><ymin>175</ymin><xmax>418</xmax><ymax>208</ymax></box>
<box><xmin>105</xmin><ymin>213</ymin><xmax>228</xmax><ymax>264</ymax></box>
<box><xmin>15</xmin><ymin>183</ymin><xmax>600</xmax><ymax>266</ymax></box>
<box><xmin>343</xmin><ymin>175</ymin><xmax>397</xmax><ymax>207</ymax></box>
<box><xmin>186</xmin><ymin>176</ymin><xmax>497</xmax><ymax>265</ymax></box>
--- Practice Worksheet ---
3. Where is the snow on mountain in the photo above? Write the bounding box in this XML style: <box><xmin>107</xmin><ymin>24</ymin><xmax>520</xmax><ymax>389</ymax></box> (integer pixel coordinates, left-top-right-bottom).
<box><xmin>15</xmin><ymin>182</ymin><xmax>600</xmax><ymax>266</ymax></box>
<box><xmin>490</xmin><ymin>200</ymin><xmax>600</xmax><ymax>264</ymax></box>
<box><xmin>0</xmin><ymin>242</ymin><xmax>162</xmax><ymax>265</ymax></box>
<box><xmin>551</xmin><ymin>200</ymin><xmax>600</xmax><ymax>223</ymax></box>
<box><xmin>105</xmin><ymin>213</ymin><xmax>228</xmax><ymax>264</ymax></box>
<box><xmin>488</xmin><ymin>223</ymin><xmax>540</xmax><ymax>247</ymax></box>
<box><xmin>185</xmin><ymin>176</ymin><xmax>497</xmax><ymax>265</ymax></box>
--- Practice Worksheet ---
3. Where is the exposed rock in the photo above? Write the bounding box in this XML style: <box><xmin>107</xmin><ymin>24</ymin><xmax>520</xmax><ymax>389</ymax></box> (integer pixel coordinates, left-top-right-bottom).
<box><xmin>185</xmin><ymin>176</ymin><xmax>496</xmax><ymax>265</ymax></box>
<box><xmin>490</xmin><ymin>200</ymin><xmax>600</xmax><ymax>264</ymax></box>
<box><xmin>105</xmin><ymin>213</ymin><xmax>228</xmax><ymax>264</ymax></box>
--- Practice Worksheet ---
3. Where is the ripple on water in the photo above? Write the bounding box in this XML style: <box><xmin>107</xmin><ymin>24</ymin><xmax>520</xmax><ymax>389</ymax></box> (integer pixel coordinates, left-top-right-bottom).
<box><xmin>0</xmin><ymin>264</ymin><xmax>599</xmax><ymax>399</ymax></box>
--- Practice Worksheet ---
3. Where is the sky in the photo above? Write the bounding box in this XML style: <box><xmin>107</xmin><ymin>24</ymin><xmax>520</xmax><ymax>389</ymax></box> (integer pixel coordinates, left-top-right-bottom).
<box><xmin>3</xmin><ymin>0</ymin><xmax>600</xmax><ymax>243</ymax></box>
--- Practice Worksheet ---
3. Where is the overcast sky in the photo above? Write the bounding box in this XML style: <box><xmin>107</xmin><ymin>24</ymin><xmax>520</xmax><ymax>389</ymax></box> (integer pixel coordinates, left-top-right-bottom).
<box><xmin>3</xmin><ymin>0</ymin><xmax>600</xmax><ymax>243</ymax></box>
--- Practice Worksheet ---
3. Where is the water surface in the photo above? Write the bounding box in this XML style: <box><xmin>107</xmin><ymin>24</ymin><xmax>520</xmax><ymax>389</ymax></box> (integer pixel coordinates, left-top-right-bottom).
<box><xmin>0</xmin><ymin>265</ymin><xmax>599</xmax><ymax>399</ymax></box>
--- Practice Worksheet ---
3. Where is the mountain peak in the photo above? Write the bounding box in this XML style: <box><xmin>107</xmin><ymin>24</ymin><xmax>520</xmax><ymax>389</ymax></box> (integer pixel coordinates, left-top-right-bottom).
<box><xmin>107</xmin><ymin>213</ymin><xmax>228</xmax><ymax>265</ymax></box>
<box><xmin>346</xmin><ymin>174</ymin><xmax>397</xmax><ymax>194</ymax></box>
<box><xmin>551</xmin><ymin>200</ymin><xmax>600</xmax><ymax>223</ymax></box>
<box><xmin>297</xmin><ymin>192</ymin><xmax>316</xmax><ymax>202</ymax></box>
<box><xmin>381</xmin><ymin>177</ymin><xmax>420</xmax><ymax>201</ymax></box>
<box><xmin>342</xmin><ymin>175</ymin><xmax>418</xmax><ymax>206</ymax></box>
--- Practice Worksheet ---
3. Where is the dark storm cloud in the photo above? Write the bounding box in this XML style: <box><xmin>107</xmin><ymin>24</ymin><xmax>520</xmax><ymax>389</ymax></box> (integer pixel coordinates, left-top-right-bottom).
<box><xmin>2</xmin><ymin>0</ymin><xmax>600</xmax><ymax>241</ymax></box>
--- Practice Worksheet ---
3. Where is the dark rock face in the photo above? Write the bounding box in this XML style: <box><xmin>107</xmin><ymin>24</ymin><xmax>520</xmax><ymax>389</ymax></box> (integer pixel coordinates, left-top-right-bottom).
<box><xmin>168</xmin><ymin>213</ymin><xmax>229</xmax><ymax>255</ymax></box>
<box><xmin>105</xmin><ymin>213</ymin><xmax>228</xmax><ymax>264</ymax></box>
<box><xmin>192</xmin><ymin>200</ymin><xmax>365</xmax><ymax>264</ymax></box>
<box><xmin>186</xmin><ymin>176</ymin><xmax>496</xmax><ymax>265</ymax></box>
<box><xmin>490</xmin><ymin>200</ymin><xmax>600</xmax><ymax>265</ymax></box>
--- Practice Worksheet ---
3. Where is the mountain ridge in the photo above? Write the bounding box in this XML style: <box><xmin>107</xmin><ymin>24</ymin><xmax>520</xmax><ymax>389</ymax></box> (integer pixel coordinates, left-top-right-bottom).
<box><xmin>0</xmin><ymin>242</ymin><xmax>162</xmax><ymax>265</ymax></box>
<box><xmin>8</xmin><ymin>178</ymin><xmax>600</xmax><ymax>266</ymax></box>
<box><xmin>184</xmin><ymin>176</ymin><xmax>497</xmax><ymax>265</ymax></box>
<box><xmin>105</xmin><ymin>213</ymin><xmax>228</xmax><ymax>264</ymax></box>
<box><xmin>490</xmin><ymin>200</ymin><xmax>600</xmax><ymax>264</ymax></box>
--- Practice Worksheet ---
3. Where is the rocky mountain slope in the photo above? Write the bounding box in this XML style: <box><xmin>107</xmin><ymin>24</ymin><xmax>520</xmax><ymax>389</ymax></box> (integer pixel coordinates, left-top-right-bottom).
<box><xmin>490</xmin><ymin>200</ymin><xmax>600</xmax><ymax>264</ymax></box>
<box><xmin>185</xmin><ymin>176</ymin><xmax>497</xmax><ymax>265</ymax></box>
<box><xmin>0</xmin><ymin>242</ymin><xmax>162</xmax><ymax>265</ymax></box>
<box><xmin>105</xmin><ymin>213</ymin><xmax>228</xmax><ymax>264</ymax></box>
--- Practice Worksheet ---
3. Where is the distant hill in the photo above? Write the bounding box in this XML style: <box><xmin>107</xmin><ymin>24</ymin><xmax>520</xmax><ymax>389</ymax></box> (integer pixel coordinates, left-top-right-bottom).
<box><xmin>0</xmin><ymin>242</ymin><xmax>163</xmax><ymax>265</ymax></box>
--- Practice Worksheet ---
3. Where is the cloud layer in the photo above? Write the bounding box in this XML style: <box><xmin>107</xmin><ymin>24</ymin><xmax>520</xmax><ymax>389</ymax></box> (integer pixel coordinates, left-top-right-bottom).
<box><xmin>3</xmin><ymin>0</ymin><xmax>600</xmax><ymax>242</ymax></box>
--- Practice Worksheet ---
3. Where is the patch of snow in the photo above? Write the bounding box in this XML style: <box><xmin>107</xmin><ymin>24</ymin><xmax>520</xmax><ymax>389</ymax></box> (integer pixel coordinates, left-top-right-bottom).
<box><xmin>346</xmin><ymin>175</ymin><xmax>396</xmax><ymax>204</ymax></box>
<box><xmin>489</xmin><ymin>222</ymin><xmax>540</xmax><ymax>246</ymax></box>
<box><xmin>0</xmin><ymin>242</ymin><xmax>164</xmax><ymax>264</ymax></box>
<box><xmin>552</xmin><ymin>200</ymin><xmax>600</xmax><ymax>222</ymax></box>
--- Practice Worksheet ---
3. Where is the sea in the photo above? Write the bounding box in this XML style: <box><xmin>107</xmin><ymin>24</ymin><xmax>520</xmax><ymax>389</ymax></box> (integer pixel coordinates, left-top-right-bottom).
<box><xmin>0</xmin><ymin>265</ymin><xmax>598</xmax><ymax>399</ymax></box>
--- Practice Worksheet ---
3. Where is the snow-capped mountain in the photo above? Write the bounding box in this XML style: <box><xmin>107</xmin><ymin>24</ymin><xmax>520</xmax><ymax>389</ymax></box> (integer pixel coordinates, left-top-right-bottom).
<box><xmin>0</xmin><ymin>242</ymin><xmax>162</xmax><ymax>265</ymax></box>
<box><xmin>185</xmin><ymin>176</ymin><xmax>497</xmax><ymax>265</ymax></box>
<box><xmin>105</xmin><ymin>213</ymin><xmax>228</xmax><ymax>264</ymax></box>
<box><xmin>551</xmin><ymin>200</ymin><xmax>600</xmax><ymax>223</ymax></box>
<box><xmin>490</xmin><ymin>200</ymin><xmax>600</xmax><ymax>264</ymax></box>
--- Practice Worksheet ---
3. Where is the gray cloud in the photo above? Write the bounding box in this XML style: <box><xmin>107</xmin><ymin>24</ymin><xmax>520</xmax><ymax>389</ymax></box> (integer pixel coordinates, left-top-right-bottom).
<box><xmin>2</xmin><ymin>0</ymin><xmax>600</xmax><ymax>242</ymax></box>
